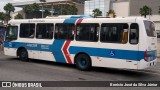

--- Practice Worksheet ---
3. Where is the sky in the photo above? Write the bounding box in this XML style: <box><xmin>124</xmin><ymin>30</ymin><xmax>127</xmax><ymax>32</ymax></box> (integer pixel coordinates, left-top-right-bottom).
<box><xmin>0</xmin><ymin>0</ymin><xmax>35</xmax><ymax>12</ymax></box>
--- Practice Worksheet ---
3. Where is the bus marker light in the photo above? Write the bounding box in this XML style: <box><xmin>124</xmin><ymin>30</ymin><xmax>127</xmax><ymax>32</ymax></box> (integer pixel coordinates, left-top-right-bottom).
<box><xmin>144</xmin><ymin>50</ymin><xmax>148</xmax><ymax>62</ymax></box>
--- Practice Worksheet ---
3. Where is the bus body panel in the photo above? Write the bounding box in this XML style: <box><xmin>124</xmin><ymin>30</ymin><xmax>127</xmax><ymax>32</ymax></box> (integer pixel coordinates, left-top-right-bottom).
<box><xmin>4</xmin><ymin>47</ymin><xmax>17</xmax><ymax>57</ymax></box>
<box><xmin>136</xmin><ymin>18</ymin><xmax>157</xmax><ymax>69</ymax></box>
<box><xmin>4</xmin><ymin>17</ymin><xmax>157</xmax><ymax>70</ymax></box>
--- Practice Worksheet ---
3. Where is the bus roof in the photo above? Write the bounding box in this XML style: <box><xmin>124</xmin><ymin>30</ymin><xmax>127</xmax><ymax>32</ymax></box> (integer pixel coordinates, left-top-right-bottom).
<box><xmin>9</xmin><ymin>17</ymin><xmax>148</xmax><ymax>24</ymax></box>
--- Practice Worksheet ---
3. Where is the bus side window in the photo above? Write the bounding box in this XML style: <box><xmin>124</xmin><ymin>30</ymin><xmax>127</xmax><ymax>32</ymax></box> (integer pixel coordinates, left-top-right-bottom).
<box><xmin>5</xmin><ymin>26</ymin><xmax>18</xmax><ymax>41</ymax></box>
<box><xmin>100</xmin><ymin>23</ymin><xmax>128</xmax><ymax>44</ymax></box>
<box><xmin>54</xmin><ymin>24</ymin><xmax>74</xmax><ymax>40</ymax></box>
<box><xmin>129</xmin><ymin>23</ymin><xmax>139</xmax><ymax>44</ymax></box>
<box><xmin>90</xmin><ymin>24</ymin><xmax>99</xmax><ymax>41</ymax></box>
<box><xmin>36</xmin><ymin>23</ymin><xmax>54</xmax><ymax>39</ymax></box>
<box><xmin>20</xmin><ymin>23</ymin><xmax>35</xmax><ymax>38</ymax></box>
<box><xmin>76</xmin><ymin>24</ymin><xmax>99</xmax><ymax>42</ymax></box>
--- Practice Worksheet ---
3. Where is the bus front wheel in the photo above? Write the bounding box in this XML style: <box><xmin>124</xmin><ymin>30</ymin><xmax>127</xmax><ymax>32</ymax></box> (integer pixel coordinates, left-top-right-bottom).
<box><xmin>75</xmin><ymin>54</ymin><xmax>91</xmax><ymax>71</ymax></box>
<box><xmin>19</xmin><ymin>48</ymin><xmax>29</xmax><ymax>61</ymax></box>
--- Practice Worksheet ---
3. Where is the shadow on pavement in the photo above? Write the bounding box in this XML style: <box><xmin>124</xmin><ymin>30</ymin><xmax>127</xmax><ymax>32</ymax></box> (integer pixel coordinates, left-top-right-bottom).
<box><xmin>7</xmin><ymin>57</ymin><xmax>156</xmax><ymax>79</ymax></box>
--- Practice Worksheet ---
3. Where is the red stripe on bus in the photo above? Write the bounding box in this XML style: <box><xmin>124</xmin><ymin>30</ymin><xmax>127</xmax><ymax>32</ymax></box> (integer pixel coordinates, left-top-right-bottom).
<box><xmin>77</xmin><ymin>18</ymin><xmax>83</xmax><ymax>24</ymax></box>
<box><xmin>63</xmin><ymin>40</ymin><xmax>72</xmax><ymax>64</ymax></box>
<box><xmin>74</xmin><ymin>19</ymin><xmax>83</xmax><ymax>34</ymax></box>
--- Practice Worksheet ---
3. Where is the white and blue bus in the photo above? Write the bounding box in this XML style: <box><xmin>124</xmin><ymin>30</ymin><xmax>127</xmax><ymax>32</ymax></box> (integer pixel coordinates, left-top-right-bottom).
<box><xmin>4</xmin><ymin>15</ymin><xmax>157</xmax><ymax>70</ymax></box>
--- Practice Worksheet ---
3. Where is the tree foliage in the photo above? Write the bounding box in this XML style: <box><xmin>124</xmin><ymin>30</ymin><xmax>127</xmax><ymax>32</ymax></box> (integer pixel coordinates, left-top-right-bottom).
<box><xmin>23</xmin><ymin>5</ymin><xmax>33</xmax><ymax>14</ymax></box>
<box><xmin>139</xmin><ymin>5</ymin><xmax>152</xmax><ymax>18</ymax></box>
<box><xmin>0</xmin><ymin>12</ymin><xmax>5</xmax><ymax>21</ymax></box>
<box><xmin>44</xmin><ymin>9</ymin><xmax>51</xmax><ymax>17</ymax></box>
<box><xmin>3</xmin><ymin>3</ymin><xmax>15</xmax><ymax>22</ymax></box>
<box><xmin>23</xmin><ymin>3</ymin><xmax>40</xmax><ymax>18</ymax></box>
<box><xmin>14</xmin><ymin>13</ymin><xmax>23</xmax><ymax>19</ymax></box>
<box><xmin>0</xmin><ymin>12</ymin><xmax>9</xmax><ymax>24</ymax></box>
<box><xmin>107</xmin><ymin>10</ymin><xmax>116</xmax><ymax>18</ymax></box>
<box><xmin>56</xmin><ymin>5</ymin><xmax>78</xmax><ymax>15</ymax></box>
<box><xmin>4</xmin><ymin>3</ymin><xmax>15</xmax><ymax>14</ymax></box>
<box><xmin>67</xmin><ymin>5</ymin><xmax>78</xmax><ymax>15</ymax></box>
<box><xmin>32</xmin><ymin>3</ymin><xmax>40</xmax><ymax>12</ymax></box>
<box><xmin>92</xmin><ymin>8</ymin><xmax>102</xmax><ymax>17</ymax></box>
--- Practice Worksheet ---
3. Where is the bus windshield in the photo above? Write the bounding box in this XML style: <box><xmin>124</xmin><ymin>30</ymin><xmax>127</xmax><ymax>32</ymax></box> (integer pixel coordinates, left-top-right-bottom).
<box><xmin>144</xmin><ymin>21</ymin><xmax>156</xmax><ymax>37</ymax></box>
<box><xmin>5</xmin><ymin>26</ymin><xmax>18</xmax><ymax>41</ymax></box>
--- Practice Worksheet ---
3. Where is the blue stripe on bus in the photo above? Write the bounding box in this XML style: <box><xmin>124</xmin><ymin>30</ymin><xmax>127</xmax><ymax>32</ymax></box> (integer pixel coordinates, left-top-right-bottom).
<box><xmin>4</xmin><ymin>41</ymin><xmax>67</xmax><ymax>63</ymax></box>
<box><xmin>69</xmin><ymin>46</ymin><xmax>142</xmax><ymax>61</ymax></box>
<box><xmin>64</xmin><ymin>18</ymin><xmax>78</xmax><ymax>23</ymax></box>
<box><xmin>4</xmin><ymin>42</ymin><xmax>51</xmax><ymax>51</ymax></box>
<box><xmin>4</xmin><ymin>42</ymin><xmax>157</xmax><ymax>62</ymax></box>
<box><xmin>69</xmin><ymin>46</ymin><xmax>156</xmax><ymax>61</ymax></box>
<box><xmin>51</xmin><ymin>40</ymin><xmax>66</xmax><ymax>63</ymax></box>
<box><xmin>70</xmin><ymin>15</ymin><xmax>92</xmax><ymax>18</ymax></box>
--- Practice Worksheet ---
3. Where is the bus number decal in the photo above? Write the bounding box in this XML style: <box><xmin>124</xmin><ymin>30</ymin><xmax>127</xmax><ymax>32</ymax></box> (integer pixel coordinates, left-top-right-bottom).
<box><xmin>41</xmin><ymin>45</ymin><xmax>49</xmax><ymax>50</ymax></box>
<box><xmin>26</xmin><ymin>43</ymin><xmax>38</xmax><ymax>48</ymax></box>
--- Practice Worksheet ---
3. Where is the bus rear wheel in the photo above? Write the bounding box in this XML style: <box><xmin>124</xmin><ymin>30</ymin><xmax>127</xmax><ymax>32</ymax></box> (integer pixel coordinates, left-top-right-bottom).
<box><xmin>75</xmin><ymin>54</ymin><xmax>91</xmax><ymax>71</ymax></box>
<box><xmin>19</xmin><ymin>48</ymin><xmax>29</xmax><ymax>61</ymax></box>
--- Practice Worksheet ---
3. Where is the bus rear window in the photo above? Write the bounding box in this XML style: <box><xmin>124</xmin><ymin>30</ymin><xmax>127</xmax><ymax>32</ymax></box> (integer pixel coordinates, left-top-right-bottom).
<box><xmin>144</xmin><ymin>21</ymin><xmax>156</xmax><ymax>37</ymax></box>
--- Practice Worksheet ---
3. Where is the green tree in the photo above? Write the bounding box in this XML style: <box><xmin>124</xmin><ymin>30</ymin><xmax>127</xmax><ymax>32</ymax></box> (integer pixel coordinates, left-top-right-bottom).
<box><xmin>32</xmin><ymin>3</ymin><xmax>40</xmax><ymax>17</ymax></box>
<box><xmin>23</xmin><ymin>3</ymin><xmax>40</xmax><ymax>18</ymax></box>
<box><xmin>92</xmin><ymin>8</ymin><xmax>102</xmax><ymax>17</ymax></box>
<box><xmin>14</xmin><ymin>13</ymin><xmax>23</xmax><ymax>19</ymax></box>
<box><xmin>107</xmin><ymin>10</ymin><xmax>116</xmax><ymax>18</ymax></box>
<box><xmin>23</xmin><ymin>5</ymin><xmax>33</xmax><ymax>18</ymax></box>
<box><xmin>0</xmin><ymin>12</ymin><xmax>5</xmax><ymax>22</ymax></box>
<box><xmin>0</xmin><ymin>12</ymin><xmax>8</xmax><ymax>24</ymax></box>
<box><xmin>67</xmin><ymin>5</ymin><xmax>78</xmax><ymax>15</ymax></box>
<box><xmin>3</xmin><ymin>3</ymin><xmax>15</xmax><ymax>23</ymax></box>
<box><xmin>139</xmin><ymin>5</ymin><xmax>152</xmax><ymax>18</ymax></box>
<box><xmin>0</xmin><ymin>12</ymin><xmax>4</xmax><ymax>21</ymax></box>
<box><xmin>44</xmin><ymin>9</ymin><xmax>51</xmax><ymax>17</ymax></box>
<box><xmin>56</xmin><ymin>5</ymin><xmax>78</xmax><ymax>15</ymax></box>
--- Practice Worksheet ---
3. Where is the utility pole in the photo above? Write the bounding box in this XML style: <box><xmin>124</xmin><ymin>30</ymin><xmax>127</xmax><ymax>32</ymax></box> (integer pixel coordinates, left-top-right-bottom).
<box><xmin>51</xmin><ymin>5</ymin><xmax>54</xmax><ymax>16</ymax></box>
<box><xmin>149</xmin><ymin>7</ymin><xmax>151</xmax><ymax>19</ymax></box>
<box><xmin>39</xmin><ymin>0</ymin><xmax>46</xmax><ymax>18</ymax></box>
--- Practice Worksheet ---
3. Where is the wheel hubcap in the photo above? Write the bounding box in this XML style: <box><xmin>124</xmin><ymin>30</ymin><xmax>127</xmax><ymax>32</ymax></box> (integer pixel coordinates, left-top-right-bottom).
<box><xmin>21</xmin><ymin>51</ymin><xmax>26</xmax><ymax>57</ymax></box>
<box><xmin>80</xmin><ymin>58</ymin><xmax>87</xmax><ymax>66</ymax></box>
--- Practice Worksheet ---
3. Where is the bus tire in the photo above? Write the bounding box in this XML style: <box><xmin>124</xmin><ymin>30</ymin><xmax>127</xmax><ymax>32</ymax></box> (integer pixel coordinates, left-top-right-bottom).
<box><xmin>19</xmin><ymin>48</ymin><xmax>29</xmax><ymax>61</ymax></box>
<box><xmin>75</xmin><ymin>54</ymin><xmax>91</xmax><ymax>71</ymax></box>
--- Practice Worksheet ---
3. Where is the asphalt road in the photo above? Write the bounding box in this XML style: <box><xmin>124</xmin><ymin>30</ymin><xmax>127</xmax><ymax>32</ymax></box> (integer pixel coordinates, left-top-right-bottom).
<box><xmin>0</xmin><ymin>51</ymin><xmax>160</xmax><ymax>90</ymax></box>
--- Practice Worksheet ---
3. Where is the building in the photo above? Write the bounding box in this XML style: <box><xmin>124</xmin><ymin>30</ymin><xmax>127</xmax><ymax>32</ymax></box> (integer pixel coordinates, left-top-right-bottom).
<box><xmin>112</xmin><ymin>0</ymin><xmax>160</xmax><ymax>30</ymax></box>
<box><xmin>12</xmin><ymin>0</ymin><xmax>84</xmax><ymax>19</ymax></box>
<box><xmin>112</xmin><ymin>0</ymin><xmax>160</xmax><ymax>56</ymax></box>
<box><xmin>85</xmin><ymin>0</ymin><xmax>160</xmax><ymax>30</ymax></box>
<box><xmin>84</xmin><ymin>0</ymin><xmax>160</xmax><ymax>56</ymax></box>
<box><xmin>84</xmin><ymin>0</ymin><xmax>111</xmax><ymax>16</ymax></box>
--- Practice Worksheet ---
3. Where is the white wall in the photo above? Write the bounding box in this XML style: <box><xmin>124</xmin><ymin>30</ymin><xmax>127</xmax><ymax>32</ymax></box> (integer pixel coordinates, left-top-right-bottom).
<box><xmin>112</xmin><ymin>2</ymin><xmax>129</xmax><ymax>17</ymax></box>
<box><xmin>104</xmin><ymin>0</ymin><xmax>111</xmax><ymax>16</ymax></box>
<box><xmin>149</xmin><ymin>15</ymin><xmax>160</xmax><ymax>31</ymax></box>
<box><xmin>154</xmin><ymin>22</ymin><xmax>160</xmax><ymax>31</ymax></box>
